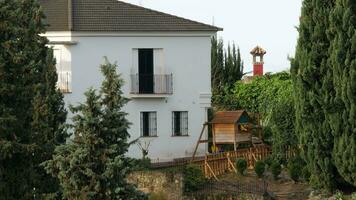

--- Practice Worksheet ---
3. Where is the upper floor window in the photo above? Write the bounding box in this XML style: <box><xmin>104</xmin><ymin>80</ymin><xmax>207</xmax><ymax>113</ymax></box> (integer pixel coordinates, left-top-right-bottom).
<box><xmin>172</xmin><ymin>111</ymin><xmax>188</xmax><ymax>136</ymax></box>
<box><xmin>140</xmin><ymin>111</ymin><xmax>157</xmax><ymax>137</ymax></box>
<box><xmin>53</xmin><ymin>48</ymin><xmax>71</xmax><ymax>93</ymax></box>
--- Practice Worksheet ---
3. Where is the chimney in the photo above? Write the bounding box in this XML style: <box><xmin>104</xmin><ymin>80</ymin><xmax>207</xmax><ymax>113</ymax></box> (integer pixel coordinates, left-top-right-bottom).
<box><xmin>250</xmin><ymin>46</ymin><xmax>266</xmax><ymax>76</ymax></box>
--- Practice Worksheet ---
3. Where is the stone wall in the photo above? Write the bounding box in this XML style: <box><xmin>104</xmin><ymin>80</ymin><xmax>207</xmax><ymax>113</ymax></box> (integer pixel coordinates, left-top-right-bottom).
<box><xmin>128</xmin><ymin>171</ymin><xmax>183</xmax><ymax>200</ymax></box>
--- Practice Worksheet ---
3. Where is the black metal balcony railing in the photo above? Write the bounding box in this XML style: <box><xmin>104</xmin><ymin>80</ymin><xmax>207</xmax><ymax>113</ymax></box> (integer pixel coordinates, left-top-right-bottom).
<box><xmin>130</xmin><ymin>74</ymin><xmax>173</xmax><ymax>95</ymax></box>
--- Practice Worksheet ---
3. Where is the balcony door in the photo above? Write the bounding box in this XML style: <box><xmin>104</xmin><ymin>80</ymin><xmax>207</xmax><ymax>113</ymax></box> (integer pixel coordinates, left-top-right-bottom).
<box><xmin>139</xmin><ymin>49</ymin><xmax>154</xmax><ymax>94</ymax></box>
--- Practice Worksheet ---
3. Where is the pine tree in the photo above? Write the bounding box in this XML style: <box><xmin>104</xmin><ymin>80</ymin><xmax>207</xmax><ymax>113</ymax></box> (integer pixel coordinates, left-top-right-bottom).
<box><xmin>0</xmin><ymin>0</ymin><xmax>67</xmax><ymax>199</ymax></box>
<box><xmin>43</xmin><ymin>59</ymin><xmax>147</xmax><ymax>200</ymax></box>
<box><xmin>291</xmin><ymin>0</ymin><xmax>338</xmax><ymax>191</ymax></box>
<box><xmin>329</xmin><ymin>0</ymin><xmax>356</xmax><ymax>187</ymax></box>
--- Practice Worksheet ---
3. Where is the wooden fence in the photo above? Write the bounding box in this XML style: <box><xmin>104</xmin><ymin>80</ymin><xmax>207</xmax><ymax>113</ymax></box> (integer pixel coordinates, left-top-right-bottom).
<box><xmin>192</xmin><ymin>146</ymin><xmax>272</xmax><ymax>179</ymax></box>
<box><xmin>151</xmin><ymin>145</ymin><xmax>298</xmax><ymax>180</ymax></box>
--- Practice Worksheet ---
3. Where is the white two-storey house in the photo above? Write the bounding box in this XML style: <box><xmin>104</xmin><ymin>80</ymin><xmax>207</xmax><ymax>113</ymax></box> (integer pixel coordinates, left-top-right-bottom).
<box><xmin>39</xmin><ymin>0</ymin><xmax>222</xmax><ymax>162</ymax></box>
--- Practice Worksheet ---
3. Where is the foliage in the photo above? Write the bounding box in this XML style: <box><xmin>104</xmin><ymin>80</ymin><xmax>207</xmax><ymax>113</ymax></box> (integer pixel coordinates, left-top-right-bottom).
<box><xmin>236</xmin><ymin>159</ymin><xmax>248</xmax><ymax>175</ymax></box>
<box><xmin>183</xmin><ymin>165</ymin><xmax>207</xmax><ymax>193</ymax></box>
<box><xmin>328</xmin><ymin>0</ymin><xmax>356</xmax><ymax>187</ymax></box>
<box><xmin>43</xmin><ymin>59</ymin><xmax>146</xmax><ymax>200</ymax></box>
<box><xmin>211</xmin><ymin>37</ymin><xmax>244</xmax><ymax>108</ymax></box>
<box><xmin>287</xmin><ymin>155</ymin><xmax>307</xmax><ymax>182</ymax></box>
<box><xmin>302</xmin><ymin>167</ymin><xmax>311</xmax><ymax>182</ymax></box>
<box><xmin>264</xmin><ymin>156</ymin><xmax>274</xmax><ymax>168</ymax></box>
<box><xmin>0</xmin><ymin>0</ymin><xmax>67</xmax><ymax>199</ymax></box>
<box><xmin>292</xmin><ymin>0</ymin><xmax>356</xmax><ymax>190</ymax></box>
<box><xmin>254</xmin><ymin>160</ymin><xmax>265</xmax><ymax>178</ymax></box>
<box><xmin>131</xmin><ymin>157</ymin><xmax>152</xmax><ymax>171</ymax></box>
<box><xmin>217</xmin><ymin>73</ymin><xmax>297</xmax><ymax>161</ymax></box>
<box><xmin>334</xmin><ymin>191</ymin><xmax>345</xmax><ymax>200</ymax></box>
<box><xmin>288</xmin><ymin>164</ymin><xmax>300</xmax><ymax>182</ymax></box>
<box><xmin>270</xmin><ymin>162</ymin><xmax>282</xmax><ymax>180</ymax></box>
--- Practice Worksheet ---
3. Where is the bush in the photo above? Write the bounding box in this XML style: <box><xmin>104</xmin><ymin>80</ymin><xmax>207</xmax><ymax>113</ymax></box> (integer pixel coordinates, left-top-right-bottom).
<box><xmin>288</xmin><ymin>164</ymin><xmax>300</xmax><ymax>182</ymax></box>
<box><xmin>183</xmin><ymin>165</ymin><xmax>206</xmax><ymax>193</ymax></box>
<box><xmin>264</xmin><ymin>155</ymin><xmax>274</xmax><ymax>168</ymax></box>
<box><xmin>254</xmin><ymin>160</ymin><xmax>265</xmax><ymax>178</ymax></box>
<box><xmin>236</xmin><ymin>159</ymin><xmax>248</xmax><ymax>175</ymax></box>
<box><xmin>288</xmin><ymin>155</ymin><xmax>303</xmax><ymax>182</ymax></box>
<box><xmin>302</xmin><ymin>167</ymin><xmax>311</xmax><ymax>181</ymax></box>
<box><xmin>271</xmin><ymin>162</ymin><xmax>282</xmax><ymax>180</ymax></box>
<box><xmin>132</xmin><ymin>158</ymin><xmax>152</xmax><ymax>170</ymax></box>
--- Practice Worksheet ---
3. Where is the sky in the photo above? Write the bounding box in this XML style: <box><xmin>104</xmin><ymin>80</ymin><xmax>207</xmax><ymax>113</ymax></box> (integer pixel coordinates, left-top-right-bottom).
<box><xmin>123</xmin><ymin>0</ymin><xmax>303</xmax><ymax>73</ymax></box>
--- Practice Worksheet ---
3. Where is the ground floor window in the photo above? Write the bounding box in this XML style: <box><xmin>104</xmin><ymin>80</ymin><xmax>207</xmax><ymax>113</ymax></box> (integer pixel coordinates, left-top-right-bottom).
<box><xmin>140</xmin><ymin>112</ymin><xmax>157</xmax><ymax>137</ymax></box>
<box><xmin>172</xmin><ymin>111</ymin><xmax>188</xmax><ymax>136</ymax></box>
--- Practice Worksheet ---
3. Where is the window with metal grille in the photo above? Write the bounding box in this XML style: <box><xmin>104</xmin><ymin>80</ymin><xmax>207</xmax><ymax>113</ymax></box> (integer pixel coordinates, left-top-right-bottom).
<box><xmin>172</xmin><ymin>111</ymin><xmax>188</xmax><ymax>136</ymax></box>
<box><xmin>140</xmin><ymin>112</ymin><xmax>157</xmax><ymax>137</ymax></box>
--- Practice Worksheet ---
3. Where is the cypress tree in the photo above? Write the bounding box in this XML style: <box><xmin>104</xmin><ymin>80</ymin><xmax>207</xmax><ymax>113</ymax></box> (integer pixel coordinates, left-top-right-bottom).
<box><xmin>291</xmin><ymin>0</ymin><xmax>337</xmax><ymax>191</ymax></box>
<box><xmin>43</xmin><ymin>59</ymin><xmax>146</xmax><ymax>200</ymax></box>
<box><xmin>224</xmin><ymin>43</ymin><xmax>244</xmax><ymax>88</ymax></box>
<box><xmin>0</xmin><ymin>0</ymin><xmax>67</xmax><ymax>199</ymax></box>
<box><xmin>211</xmin><ymin>37</ymin><xmax>225</xmax><ymax>93</ymax></box>
<box><xmin>329</xmin><ymin>0</ymin><xmax>356</xmax><ymax>186</ymax></box>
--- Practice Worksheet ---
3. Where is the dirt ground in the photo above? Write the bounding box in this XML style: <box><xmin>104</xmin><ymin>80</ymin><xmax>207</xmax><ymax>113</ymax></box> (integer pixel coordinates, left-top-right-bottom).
<box><xmin>218</xmin><ymin>169</ymin><xmax>312</xmax><ymax>200</ymax></box>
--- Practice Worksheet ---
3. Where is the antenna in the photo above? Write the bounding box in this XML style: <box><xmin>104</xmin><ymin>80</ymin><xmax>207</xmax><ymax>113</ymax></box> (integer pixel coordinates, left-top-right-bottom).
<box><xmin>212</xmin><ymin>16</ymin><xmax>215</xmax><ymax>26</ymax></box>
<box><xmin>139</xmin><ymin>0</ymin><xmax>143</xmax><ymax>5</ymax></box>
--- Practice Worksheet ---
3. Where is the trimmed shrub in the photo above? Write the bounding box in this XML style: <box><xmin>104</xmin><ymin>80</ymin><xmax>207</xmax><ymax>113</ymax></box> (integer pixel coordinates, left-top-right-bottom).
<box><xmin>236</xmin><ymin>159</ymin><xmax>248</xmax><ymax>175</ymax></box>
<box><xmin>288</xmin><ymin>155</ymin><xmax>303</xmax><ymax>182</ymax></box>
<box><xmin>255</xmin><ymin>160</ymin><xmax>266</xmax><ymax>178</ymax></box>
<box><xmin>289</xmin><ymin>164</ymin><xmax>300</xmax><ymax>182</ymax></box>
<box><xmin>271</xmin><ymin>162</ymin><xmax>282</xmax><ymax>180</ymax></box>
<box><xmin>264</xmin><ymin>155</ymin><xmax>274</xmax><ymax>168</ymax></box>
<box><xmin>183</xmin><ymin>165</ymin><xmax>206</xmax><ymax>193</ymax></box>
<box><xmin>302</xmin><ymin>167</ymin><xmax>311</xmax><ymax>182</ymax></box>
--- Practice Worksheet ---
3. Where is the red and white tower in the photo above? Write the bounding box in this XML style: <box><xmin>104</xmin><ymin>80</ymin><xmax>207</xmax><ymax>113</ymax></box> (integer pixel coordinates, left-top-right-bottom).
<box><xmin>250</xmin><ymin>46</ymin><xmax>266</xmax><ymax>76</ymax></box>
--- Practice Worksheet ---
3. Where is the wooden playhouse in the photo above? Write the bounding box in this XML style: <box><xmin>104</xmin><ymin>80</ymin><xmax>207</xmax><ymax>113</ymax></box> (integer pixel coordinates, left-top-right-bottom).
<box><xmin>210</xmin><ymin>111</ymin><xmax>253</xmax><ymax>151</ymax></box>
<box><xmin>192</xmin><ymin>110</ymin><xmax>264</xmax><ymax>159</ymax></box>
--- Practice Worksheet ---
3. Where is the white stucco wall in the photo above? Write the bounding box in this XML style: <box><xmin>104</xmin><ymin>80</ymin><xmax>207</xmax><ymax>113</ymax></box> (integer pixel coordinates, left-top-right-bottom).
<box><xmin>46</xmin><ymin>31</ymin><xmax>214</xmax><ymax>162</ymax></box>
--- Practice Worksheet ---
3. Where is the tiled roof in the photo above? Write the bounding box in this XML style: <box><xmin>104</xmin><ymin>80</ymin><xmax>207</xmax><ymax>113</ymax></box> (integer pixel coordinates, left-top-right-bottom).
<box><xmin>211</xmin><ymin>111</ymin><xmax>247</xmax><ymax>124</ymax></box>
<box><xmin>250</xmin><ymin>46</ymin><xmax>266</xmax><ymax>55</ymax></box>
<box><xmin>39</xmin><ymin>0</ymin><xmax>70</xmax><ymax>31</ymax></box>
<box><xmin>39</xmin><ymin>0</ymin><xmax>222</xmax><ymax>32</ymax></box>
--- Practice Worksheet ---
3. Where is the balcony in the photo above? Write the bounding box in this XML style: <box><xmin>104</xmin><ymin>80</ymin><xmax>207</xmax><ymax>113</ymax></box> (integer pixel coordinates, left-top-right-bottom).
<box><xmin>130</xmin><ymin>74</ymin><xmax>173</xmax><ymax>98</ymax></box>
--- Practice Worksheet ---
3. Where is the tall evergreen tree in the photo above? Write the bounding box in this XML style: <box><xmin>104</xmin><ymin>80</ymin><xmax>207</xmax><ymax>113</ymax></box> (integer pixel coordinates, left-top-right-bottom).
<box><xmin>211</xmin><ymin>38</ymin><xmax>244</xmax><ymax>108</ymax></box>
<box><xmin>0</xmin><ymin>0</ymin><xmax>67</xmax><ymax>199</ymax></box>
<box><xmin>329</xmin><ymin>0</ymin><xmax>356</xmax><ymax>186</ymax></box>
<box><xmin>43</xmin><ymin>59</ymin><xmax>146</xmax><ymax>200</ymax></box>
<box><xmin>291</xmin><ymin>0</ymin><xmax>338</xmax><ymax>191</ymax></box>
<box><xmin>211</xmin><ymin>37</ymin><xmax>225</xmax><ymax>93</ymax></box>
<box><xmin>224</xmin><ymin>43</ymin><xmax>244</xmax><ymax>88</ymax></box>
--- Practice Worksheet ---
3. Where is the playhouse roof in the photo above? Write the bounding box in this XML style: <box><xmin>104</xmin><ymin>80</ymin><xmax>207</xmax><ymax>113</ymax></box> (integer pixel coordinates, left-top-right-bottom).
<box><xmin>210</xmin><ymin>110</ymin><xmax>248</xmax><ymax>124</ymax></box>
